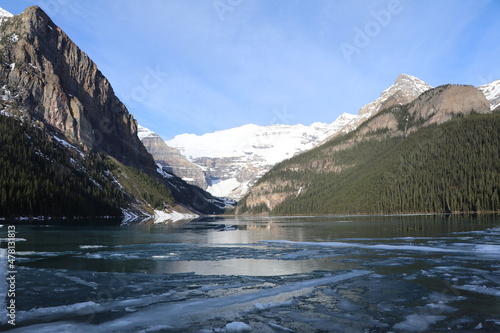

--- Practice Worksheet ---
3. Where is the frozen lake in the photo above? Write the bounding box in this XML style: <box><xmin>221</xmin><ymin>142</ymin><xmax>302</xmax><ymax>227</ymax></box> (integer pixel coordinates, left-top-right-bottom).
<box><xmin>1</xmin><ymin>215</ymin><xmax>500</xmax><ymax>332</ymax></box>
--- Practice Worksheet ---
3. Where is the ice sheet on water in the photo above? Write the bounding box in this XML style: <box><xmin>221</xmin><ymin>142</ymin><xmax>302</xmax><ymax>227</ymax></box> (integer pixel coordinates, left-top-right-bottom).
<box><xmin>427</xmin><ymin>291</ymin><xmax>466</xmax><ymax>303</ymax></box>
<box><xmin>452</xmin><ymin>284</ymin><xmax>500</xmax><ymax>297</ymax></box>
<box><xmin>254</xmin><ymin>300</ymin><xmax>294</xmax><ymax>311</ymax></box>
<box><xmin>10</xmin><ymin>271</ymin><xmax>371</xmax><ymax>332</ymax></box>
<box><xmin>54</xmin><ymin>272</ymin><xmax>98</xmax><ymax>289</ymax></box>
<box><xmin>15</xmin><ymin>291</ymin><xmax>178</xmax><ymax>325</ymax></box>
<box><xmin>0</xmin><ymin>237</ymin><xmax>26</xmax><ymax>241</ymax></box>
<box><xmin>137</xmin><ymin>325</ymin><xmax>175</xmax><ymax>332</ymax></box>
<box><xmin>262</xmin><ymin>240</ymin><xmax>460</xmax><ymax>253</ymax></box>
<box><xmin>17</xmin><ymin>250</ymin><xmax>76</xmax><ymax>257</ymax></box>
<box><xmin>424</xmin><ymin>302</ymin><xmax>457</xmax><ymax>314</ymax></box>
<box><xmin>393</xmin><ymin>314</ymin><xmax>447</xmax><ymax>332</ymax></box>
<box><xmin>474</xmin><ymin>244</ymin><xmax>500</xmax><ymax>254</ymax></box>
<box><xmin>266</xmin><ymin>322</ymin><xmax>297</xmax><ymax>332</ymax></box>
<box><xmin>79</xmin><ymin>245</ymin><xmax>107</xmax><ymax>249</ymax></box>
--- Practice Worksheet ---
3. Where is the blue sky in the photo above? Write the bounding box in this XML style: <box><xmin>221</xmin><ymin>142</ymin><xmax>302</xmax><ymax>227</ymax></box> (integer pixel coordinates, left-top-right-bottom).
<box><xmin>2</xmin><ymin>0</ymin><xmax>500</xmax><ymax>140</ymax></box>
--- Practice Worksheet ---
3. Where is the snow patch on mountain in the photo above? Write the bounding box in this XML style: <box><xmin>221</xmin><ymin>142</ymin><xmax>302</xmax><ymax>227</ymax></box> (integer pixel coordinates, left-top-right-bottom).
<box><xmin>167</xmin><ymin>113</ymin><xmax>357</xmax><ymax>165</ymax></box>
<box><xmin>358</xmin><ymin>74</ymin><xmax>432</xmax><ymax>119</ymax></box>
<box><xmin>478</xmin><ymin>79</ymin><xmax>500</xmax><ymax>110</ymax></box>
<box><xmin>0</xmin><ymin>7</ymin><xmax>13</xmax><ymax>23</ymax></box>
<box><xmin>207</xmin><ymin>178</ymin><xmax>247</xmax><ymax>198</ymax></box>
<box><xmin>164</xmin><ymin>113</ymin><xmax>357</xmax><ymax>199</ymax></box>
<box><xmin>137</xmin><ymin>125</ymin><xmax>156</xmax><ymax>140</ymax></box>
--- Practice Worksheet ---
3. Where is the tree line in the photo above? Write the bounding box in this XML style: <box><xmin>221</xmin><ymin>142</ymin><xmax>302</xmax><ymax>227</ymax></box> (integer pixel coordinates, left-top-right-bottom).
<box><xmin>240</xmin><ymin>112</ymin><xmax>500</xmax><ymax>215</ymax></box>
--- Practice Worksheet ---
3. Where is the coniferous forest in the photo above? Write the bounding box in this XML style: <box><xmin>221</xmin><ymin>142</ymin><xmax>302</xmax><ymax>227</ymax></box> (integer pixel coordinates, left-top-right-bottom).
<box><xmin>0</xmin><ymin>114</ymin><xmax>125</xmax><ymax>217</ymax></box>
<box><xmin>240</xmin><ymin>112</ymin><xmax>500</xmax><ymax>215</ymax></box>
<box><xmin>0</xmin><ymin>114</ymin><xmax>176</xmax><ymax>219</ymax></box>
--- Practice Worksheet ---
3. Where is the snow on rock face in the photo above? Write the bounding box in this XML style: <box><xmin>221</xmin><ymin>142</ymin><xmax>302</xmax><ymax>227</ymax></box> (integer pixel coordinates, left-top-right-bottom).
<box><xmin>358</xmin><ymin>74</ymin><xmax>432</xmax><ymax>119</ymax></box>
<box><xmin>166</xmin><ymin>113</ymin><xmax>357</xmax><ymax>199</ymax></box>
<box><xmin>167</xmin><ymin>114</ymin><xmax>356</xmax><ymax>163</ymax></box>
<box><xmin>0</xmin><ymin>7</ymin><xmax>13</xmax><ymax>26</ymax></box>
<box><xmin>478</xmin><ymin>79</ymin><xmax>500</xmax><ymax>110</ymax></box>
<box><xmin>207</xmin><ymin>178</ymin><xmax>246</xmax><ymax>198</ymax></box>
<box><xmin>137</xmin><ymin>125</ymin><xmax>155</xmax><ymax>140</ymax></box>
<box><xmin>139</xmin><ymin>126</ymin><xmax>209</xmax><ymax>189</ymax></box>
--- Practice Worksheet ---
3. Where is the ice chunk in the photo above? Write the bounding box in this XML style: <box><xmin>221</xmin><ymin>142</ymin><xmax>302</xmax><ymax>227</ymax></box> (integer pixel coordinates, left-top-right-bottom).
<box><xmin>138</xmin><ymin>325</ymin><xmax>175</xmax><ymax>332</ymax></box>
<box><xmin>153</xmin><ymin>209</ymin><xmax>199</xmax><ymax>223</ymax></box>
<box><xmin>474</xmin><ymin>244</ymin><xmax>500</xmax><ymax>254</ymax></box>
<box><xmin>425</xmin><ymin>303</ymin><xmax>456</xmax><ymax>314</ymax></box>
<box><xmin>254</xmin><ymin>300</ymin><xmax>293</xmax><ymax>311</ymax></box>
<box><xmin>225</xmin><ymin>322</ymin><xmax>252</xmax><ymax>332</ymax></box>
<box><xmin>79</xmin><ymin>245</ymin><xmax>106</xmax><ymax>249</ymax></box>
<box><xmin>453</xmin><ymin>284</ymin><xmax>500</xmax><ymax>297</ymax></box>
<box><xmin>262</xmin><ymin>240</ymin><xmax>459</xmax><ymax>253</ymax></box>
<box><xmin>393</xmin><ymin>314</ymin><xmax>446</xmax><ymax>332</ymax></box>
<box><xmin>267</xmin><ymin>322</ymin><xmax>296</xmax><ymax>332</ymax></box>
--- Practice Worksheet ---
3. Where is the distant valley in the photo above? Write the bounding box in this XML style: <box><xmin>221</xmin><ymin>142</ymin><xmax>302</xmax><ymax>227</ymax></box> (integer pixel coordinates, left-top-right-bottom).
<box><xmin>1</xmin><ymin>6</ymin><xmax>499</xmax><ymax>221</ymax></box>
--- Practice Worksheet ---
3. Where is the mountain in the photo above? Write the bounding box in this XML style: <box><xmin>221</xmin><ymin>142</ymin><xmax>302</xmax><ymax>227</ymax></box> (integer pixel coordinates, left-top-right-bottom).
<box><xmin>358</xmin><ymin>74</ymin><xmax>432</xmax><ymax>117</ymax></box>
<box><xmin>338</xmin><ymin>74</ymin><xmax>432</xmax><ymax>134</ymax></box>
<box><xmin>0</xmin><ymin>6</ymin><xmax>155</xmax><ymax>171</ymax></box>
<box><xmin>0</xmin><ymin>6</ymin><xmax>225</xmax><ymax>220</ymax></box>
<box><xmin>165</xmin><ymin>113</ymin><xmax>358</xmax><ymax>199</ymax></box>
<box><xmin>478</xmin><ymin>79</ymin><xmax>500</xmax><ymax>111</ymax></box>
<box><xmin>237</xmin><ymin>83</ymin><xmax>498</xmax><ymax>215</ymax></box>
<box><xmin>163</xmin><ymin>74</ymin><xmax>431</xmax><ymax>200</ymax></box>
<box><xmin>138</xmin><ymin>126</ymin><xmax>208</xmax><ymax>189</ymax></box>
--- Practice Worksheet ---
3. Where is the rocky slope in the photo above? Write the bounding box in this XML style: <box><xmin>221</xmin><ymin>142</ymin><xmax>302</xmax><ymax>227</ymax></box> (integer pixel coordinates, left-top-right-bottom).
<box><xmin>0</xmin><ymin>6</ymin><xmax>225</xmax><ymax>219</ymax></box>
<box><xmin>166</xmin><ymin>113</ymin><xmax>358</xmax><ymax>199</ymax></box>
<box><xmin>238</xmin><ymin>83</ymin><xmax>494</xmax><ymax>215</ymax></box>
<box><xmin>340</xmin><ymin>74</ymin><xmax>432</xmax><ymax>133</ymax></box>
<box><xmin>138</xmin><ymin>125</ymin><xmax>208</xmax><ymax>189</ymax></box>
<box><xmin>0</xmin><ymin>6</ymin><xmax>155</xmax><ymax>172</ymax></box>
<box><xmin>356</xmin><ymin>84</ymin><xmax>490</xmax><ymax>137</ymax></box>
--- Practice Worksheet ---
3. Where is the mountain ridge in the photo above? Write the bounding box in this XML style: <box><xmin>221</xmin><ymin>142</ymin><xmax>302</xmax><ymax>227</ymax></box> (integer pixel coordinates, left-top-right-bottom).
<box><xmin>0</xmin><ymin>6</ymin><xmax>225</xmax><ymax>220</ymax></box>
<box><xmin>163</xmin><ymin>112</ymin><xmax>358</xmax><ymax>199</ymax></box>
<box><xmin>237</xmin><ymin>82</ymin><xmax>497</xmax><ymax>215</ymax></box>
<box><xmin>150</xmin><ymin>73</ymin><xmax>498</xmax><ymax>201</ymax></box>
<box><xmin>158</xmin><ymin>74</ymin><xmax>433</xmax><ymax>200</ymax></box>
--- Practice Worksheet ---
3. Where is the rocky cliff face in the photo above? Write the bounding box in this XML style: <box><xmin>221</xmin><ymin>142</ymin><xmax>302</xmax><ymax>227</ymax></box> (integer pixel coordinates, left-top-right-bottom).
<box><xmin>410</xmin><ymin>85</ymin><xmax>490</xmax><ymax>125</ymax></box>
<box><xmin>0</xmin><ymin>6</ymin><xmax>227</xmax><ymax>217</ymax></box>
<box><xmin>0</xmin><ymin>6</ymin><xmax>154</xmax><ymax>172</ymax></box>
<box><xmin>357</xmin><ymin>84</ymin><xmax>491</xmax><ymax>137</ymax></box>
<box><xmin>138</xmin><ymin>126</ymin><xmax>208</xmax><ymax>189</ymax></box>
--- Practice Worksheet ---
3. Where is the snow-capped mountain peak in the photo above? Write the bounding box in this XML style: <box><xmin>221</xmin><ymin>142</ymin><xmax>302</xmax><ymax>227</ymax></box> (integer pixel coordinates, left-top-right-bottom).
<box><xmin>166</xmin><ymin>115</ymin><xmax>356</xmax><ymax>165</ymax></box>
<box><xmin>478</xmin><ymin>79</ymin><xmax>500</xmax><ymax>111</ymax></box>
<box><xmin>359</xmin><ymin>74</ymin><xmax>432</xmax><ymax>118</ymax></box>
<box><xmin>161</xmin><ymin>113</ymin><xmax>357</xmax><ymax>199</ymax></box>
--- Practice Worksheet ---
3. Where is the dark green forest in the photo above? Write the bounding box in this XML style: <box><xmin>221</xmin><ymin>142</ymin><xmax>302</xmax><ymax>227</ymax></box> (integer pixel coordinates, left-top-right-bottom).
<box><xmin>0</xmin><ymin>114</ymin><xmax>178</xmax><ymax>219</ymax></box>
<box><xmin>0</xmin><ymin>114</ymin><xmax>126</xmax><ymax>217</ymax></box>
<box><xmin>240</xmin><ymin>112</ymin><xmax>500</xmax><ymax>215</ymax></box>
